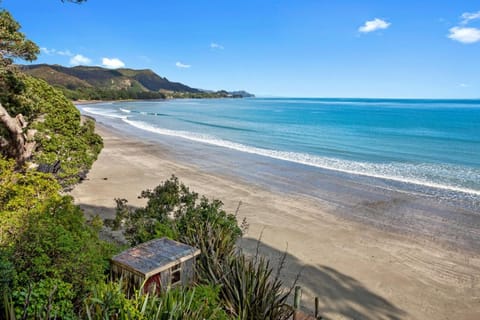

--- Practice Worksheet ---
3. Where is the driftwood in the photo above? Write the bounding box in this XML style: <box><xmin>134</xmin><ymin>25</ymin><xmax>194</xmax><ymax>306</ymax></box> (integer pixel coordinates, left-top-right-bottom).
<box><xmin>0</xmin><ymin>102</ymin><xmax>36</xmax><ymax>165</ymax></box>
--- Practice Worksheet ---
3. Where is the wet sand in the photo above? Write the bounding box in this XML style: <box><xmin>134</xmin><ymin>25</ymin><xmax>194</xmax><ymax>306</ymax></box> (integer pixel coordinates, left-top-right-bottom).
<box><xmin>70</xmin><ymin>123</ymin><xmax>480</xmax><ymax>320</ymax></box>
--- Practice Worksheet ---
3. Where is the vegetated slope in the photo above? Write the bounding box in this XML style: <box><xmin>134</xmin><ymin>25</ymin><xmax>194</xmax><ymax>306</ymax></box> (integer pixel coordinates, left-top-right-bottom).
<box><xmin>20</xmin><ymin>64</ymin><xmax>198</xmax><ymax>100</ymax></box>
<box><xmin>20</xmin><ymin>64</ymin><xmax>254</xmax><ymax>100</ymax></box>
<box><xmin>1</xmin><ymin>72</ymin><xmax>104</xmax><ymax>186</ymax></box>
<box><xmin>118</xmin><ymin>68</ymin><xmax>197</xmax><ymax>92</ymax></box>
<box><xmin>23</xmin><ymin>64</ymin><xmax>92</xmax><ymax>89</ymax></box>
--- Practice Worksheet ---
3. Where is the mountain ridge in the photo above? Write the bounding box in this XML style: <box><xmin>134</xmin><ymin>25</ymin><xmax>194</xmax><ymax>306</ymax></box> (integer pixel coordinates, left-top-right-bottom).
<box><xmin>20</xmin><ymin>64</ymin><xmax>254</xmax><ymax>100</ymax></box>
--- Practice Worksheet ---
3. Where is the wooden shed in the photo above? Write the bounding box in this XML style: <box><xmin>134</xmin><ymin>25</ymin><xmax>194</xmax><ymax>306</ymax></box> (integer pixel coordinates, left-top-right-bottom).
<box><xmin>111</xmin><ymin>238</ymin><xmax>200</xmax><ymax>294</ymax></box>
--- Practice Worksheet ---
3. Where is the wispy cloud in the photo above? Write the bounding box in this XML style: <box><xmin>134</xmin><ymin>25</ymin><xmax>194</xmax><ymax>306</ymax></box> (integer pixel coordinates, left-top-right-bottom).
<box><xmin>175</xmin><ymin>61</ymin><xmax>191</xmax><ymax>68</ymax></box>
<box><xmin>102</xmin><ymin>57</ymin><xmax>125</xmax><ymax>69</ymax></box>
<box><xmin>210</xmin><ymin>42</ymin><xmax>224</xmax><ymax>50</ymax></box>
<box><xmin>459</xmin><ymin>83</ymin><xmax>470</xmax><ymax>88</ymax></box>
<box><xmin>40</xmin><ymin>47</ymin><xmax>73</xmax><ymax>56</ymax></box>
<box><xmin>358</xmin><ymin>18</ymin><xmax>391</xmax><ymax>33</ymax></box>
<box><xmin>70</xmin><ymin>54</ymin><xmax>91</xmax><ymax>66</ymax></box>
<box><xmin>448</xmin><ymin>26</ymin><xmax>480</xmax><ymax>44</ymax></box>
<box><xmin>40</xmin><ymin>47</ymin><xmax>55</xmax><ymax>55</ymax></box>
<box><xmin>57</xmin><ymin>49</ymin><xmax>73</xmax><ymax>56</ymax></box>
<box><xmin>461</xmin><ymin>11</ymin><xmax>480</xmax><ymax>25</ymax></box>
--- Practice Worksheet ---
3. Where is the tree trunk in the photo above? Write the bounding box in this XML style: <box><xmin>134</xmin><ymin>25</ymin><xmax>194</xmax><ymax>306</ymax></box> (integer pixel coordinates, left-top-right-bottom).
<box><xmin>0</xmin><ymin>102</ymin><xmax>35</xmax><ymax>165</ymax></box>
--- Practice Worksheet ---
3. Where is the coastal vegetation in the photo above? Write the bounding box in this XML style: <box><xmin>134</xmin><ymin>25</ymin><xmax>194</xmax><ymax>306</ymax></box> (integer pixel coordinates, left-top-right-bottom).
<box><xmin>1</xmin><ymin>6</ymin><xmax>294</xmax><ymax>319</ymax></box>
<box><xmin>0</xmin><ymin>6</ymin><xmax>112</xmax><ymax>318</ymax></box>
<box><xmin>107</xmin><ymin>176</ymin><xmax>295</xmax><ymax>320</ymax></box>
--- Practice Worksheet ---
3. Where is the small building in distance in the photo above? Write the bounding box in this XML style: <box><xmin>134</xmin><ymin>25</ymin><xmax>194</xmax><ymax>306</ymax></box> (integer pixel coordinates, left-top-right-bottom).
<box><xmin>111</xmin><ymin>237</ymin><xmax>201</xmax><ymax>294</ymax></box>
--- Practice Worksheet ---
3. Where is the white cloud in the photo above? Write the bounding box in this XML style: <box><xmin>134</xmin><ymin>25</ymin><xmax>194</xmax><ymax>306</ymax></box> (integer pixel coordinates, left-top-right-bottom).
<box><xmin>210</xmin><ymin>42</ymin><xmax>224</xmax><ymax>50</ymax></box>
<box><xmin>448</xmin><ymin>26</ymin><xmax>480</xmax><ymax>44</ymax></box>
<box><xmin>175</xmin><ymin>61</ymin><xmax>191</xmax><ymax>68</ymax></box>
<box><xmin>461</xmin><ymin>11</ymin><xmax>480</xmax><ymax>25</ymax></box>
<box><xmin>459</xmin><ymin>83</ymin><xmax>470</xmax><ymax>88</ymax></box>
<box><xmin>70</xmin><ymin>54</ymin><xmax>92</xmax><ymax>66</ymax></box>
<box><xmin>102</xmin><ymin>57</ymin><xmax>125</xmax><ymax>69</ymax></box>
<box><xmin>358</xmin><ymin>18</ymin><xmax>391</xmax><ymax>33</ymax></box>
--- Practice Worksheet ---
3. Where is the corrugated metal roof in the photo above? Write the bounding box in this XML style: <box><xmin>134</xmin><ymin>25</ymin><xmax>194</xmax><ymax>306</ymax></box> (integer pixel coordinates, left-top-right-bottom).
<box><xmin>111</xmin><ymin>238</ymin><xmax>200</xmax><ymax>275</ymax></box>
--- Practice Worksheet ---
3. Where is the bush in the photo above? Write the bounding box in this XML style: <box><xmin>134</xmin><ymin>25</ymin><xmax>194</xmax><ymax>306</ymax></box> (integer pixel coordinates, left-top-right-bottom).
<box><xmin>0</xmin><ymin>157</ymin><xmax>117</xmax><ymax>316</ymax></box>
<box><xmin>12</xmin><ymin>279</ymin><xmax>76</xmax><ymax>320</ymax></box>
<box><xmin>11</xmin><ymin>196</ymin><xmax>114</xmax><ymax>296</ymax></box>
<box><xmin>108</xmin><ymin>176</ymin><xmax>245</xmax><ymax>282</ymax></box>
<box><xmin>83</xmin><ymin>281</ymin><xmax>230</xmax><ymax>320</ymax></box>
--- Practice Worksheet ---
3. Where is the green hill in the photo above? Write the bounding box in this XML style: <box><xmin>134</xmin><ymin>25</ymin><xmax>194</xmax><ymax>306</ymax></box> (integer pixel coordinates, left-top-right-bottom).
<box><xmin>20</xmin><ymin>64</ymin><xmax>198</xmax><ymax>100</ymax></box>
<box><xmin>20</xmin><ymin>64</ymin><xmax>254</xmax><ymax>100</ymax></box>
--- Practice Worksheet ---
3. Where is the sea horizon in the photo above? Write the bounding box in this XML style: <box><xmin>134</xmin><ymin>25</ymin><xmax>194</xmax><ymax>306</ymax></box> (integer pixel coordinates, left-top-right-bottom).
<box><xmin>253</xmin><ymin>96</ymin><xmax>480</xmax><ymax>101</ymax></box>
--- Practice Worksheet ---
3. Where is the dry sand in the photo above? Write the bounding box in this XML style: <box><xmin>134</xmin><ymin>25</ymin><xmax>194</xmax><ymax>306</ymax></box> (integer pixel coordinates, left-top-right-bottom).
<box><xmin>70</xmin><ymin>124</ymin><xmax>480</xmax><ymax>320</ymax></box>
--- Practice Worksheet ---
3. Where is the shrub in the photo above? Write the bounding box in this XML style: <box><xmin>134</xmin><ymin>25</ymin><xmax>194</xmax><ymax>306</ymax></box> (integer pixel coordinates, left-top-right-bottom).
<box><xmin>12</xmin><ymin>279</ymin><xmax>76</xmax><ymax>320</ymax></box>
<box><xmin>219</xmin><ymin>252</ymin><xmax>295</xmax><ymax>320</ymax></box>
<box><xmin>83</xmin><ymin>281</ymin><xmax>230</xmax><ymax>320</ymax></box>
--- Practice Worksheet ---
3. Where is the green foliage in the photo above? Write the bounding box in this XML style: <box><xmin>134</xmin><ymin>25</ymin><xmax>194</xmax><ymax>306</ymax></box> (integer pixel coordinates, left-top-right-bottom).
<box><xmin>110</xmin><ymin>175</ymin><xmax>242</xmax><ymax>245</ymax></box>
<box><xmin>219</xmin><ymin>252</ymin><xmax>294</xmax><ymax>320</ymax></box>
<box><xmin>83</xmin><ymin>280</ymin><xmax>143</xmax><ymax>319</ymax></box>
<box><xmin>84</xmin><ymin>281</ymin><xmax>229</xmax><ymax>320</ymax></box>
<box><xmin>59</xmin><ymin>86</ymin><xmax>166</xmax><ymax>101</ymax></box>
<box><xmin>12</xmin><ymin>279</ymin><xmax>76</xmax><ymax>320</ymax></box>
<box><xmin>0</xmin><ymin>157</ymin><xmax>117</xmax><ymax>317</ymax></box>
<box><xmin>0</xmin><ymin>158</ymin><xmax>60</xmax><ymax>211</ymax></box>
<box><xmin>0</xmin><ymin>250</ymin><xmax>15</xmax><ymax>295</ymax></box>
<box><xmin>1</xmin><ymin>73</ymin><xmax>104</xmax><ymax>186</ymax></box>
<box><xmin>11</xmin><ymin>196</ymin><xmax>114</xmax><ymax>294</ymax></box>
<box><xmin>0</xmin><ymin>8</ymin><xmax>39</xmax><ymax>148</ymax></box>
<box><xmin>0</xmin><ymin>10</ymin><xmax>39</xmax><ymax>66</ymax></box>
<box><xmin>162</xmin><ymin>90</ymin><xmax>243</xmax><ymax>99</ymax></box>
<box><xmin>23</xmin><ymin>76</ymin><xmax>103</xmax><ymax>185</ymax></box>
<box><xmin>0</xmin><ymin>157</ymin><xmax>60</xmax><ymax>245</ymax></box>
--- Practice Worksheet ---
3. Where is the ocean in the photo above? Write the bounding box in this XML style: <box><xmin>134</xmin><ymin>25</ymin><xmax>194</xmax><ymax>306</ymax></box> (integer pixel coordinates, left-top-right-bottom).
<box><xmin>80</xmin><ymin>98</ymin><xmax>480</xmax><ymax>214</ymax></box>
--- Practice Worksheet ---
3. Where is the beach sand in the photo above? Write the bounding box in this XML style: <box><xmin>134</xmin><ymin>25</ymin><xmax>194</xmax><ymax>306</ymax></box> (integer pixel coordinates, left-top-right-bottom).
<box><xmin>70</xmin><ymin>123</ymin><xmax>480</xmax><ymax>320</ymax></box>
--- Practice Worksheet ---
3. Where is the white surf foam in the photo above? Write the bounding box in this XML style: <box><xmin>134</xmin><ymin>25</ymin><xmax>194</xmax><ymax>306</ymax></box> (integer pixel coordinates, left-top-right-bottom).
<box><xmin>123</xmin><ymin>119</ymin><xmax>480</xmax><ymax>196</ymax></box>
<box><xmin>82</xmin><ymin>107</ymin><xmax>127</xmax><ymax>119</ymax></box>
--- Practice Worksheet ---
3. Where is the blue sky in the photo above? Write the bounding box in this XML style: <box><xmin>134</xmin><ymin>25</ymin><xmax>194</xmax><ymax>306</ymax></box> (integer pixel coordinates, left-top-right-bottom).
<box><xmin>2</xmin><ymin>0</ymin><xmax>480</xmax><ymax>98</ymax></box>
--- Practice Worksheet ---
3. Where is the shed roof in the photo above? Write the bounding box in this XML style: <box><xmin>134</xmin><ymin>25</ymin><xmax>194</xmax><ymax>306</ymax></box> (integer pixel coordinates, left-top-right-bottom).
<box><xmin>111</xmin><ymin>238</ymin><xmax>200</xmax><ymax>277</ymax></box>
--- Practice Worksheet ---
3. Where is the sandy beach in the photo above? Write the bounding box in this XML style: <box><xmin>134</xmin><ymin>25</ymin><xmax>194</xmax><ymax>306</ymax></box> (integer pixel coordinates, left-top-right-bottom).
<box><xmin>70</xmin><ymin>123</ymin><xmax>480</xmax><ymax>320</ymax></box>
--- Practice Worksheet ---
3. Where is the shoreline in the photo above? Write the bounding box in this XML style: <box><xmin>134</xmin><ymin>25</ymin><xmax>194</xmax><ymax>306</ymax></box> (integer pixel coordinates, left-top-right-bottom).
<box><xmin>70</xmin><ymin>122</ymin><xmax>480</xmax><ymax>320</ymax></box>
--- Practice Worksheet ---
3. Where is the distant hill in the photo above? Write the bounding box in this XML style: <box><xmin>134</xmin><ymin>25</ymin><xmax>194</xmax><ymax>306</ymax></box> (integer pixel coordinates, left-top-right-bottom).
<box><xmin>20</xmin><ymin>64</ymin><xmax>254</xmax><ymax>100</ymax></box>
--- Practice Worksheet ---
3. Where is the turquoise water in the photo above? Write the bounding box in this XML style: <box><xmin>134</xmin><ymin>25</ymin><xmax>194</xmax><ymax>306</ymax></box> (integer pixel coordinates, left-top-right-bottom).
<box><xmin>81</xmin><ymin>98</ymin><xmax>480</xmax><ymax>196</ymax></box>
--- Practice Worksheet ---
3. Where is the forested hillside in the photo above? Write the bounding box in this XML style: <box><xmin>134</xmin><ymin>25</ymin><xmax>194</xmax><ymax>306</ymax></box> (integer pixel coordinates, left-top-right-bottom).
<box><xmin>21</xmin><ymin>64</ymin><xmax>254</xmax><ymax>100</ymax></box>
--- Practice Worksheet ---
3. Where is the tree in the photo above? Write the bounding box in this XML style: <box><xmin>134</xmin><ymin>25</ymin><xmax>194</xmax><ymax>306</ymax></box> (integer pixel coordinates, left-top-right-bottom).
<box><xmin>1</xmin><ymin>7</ymin><xmax>103</xmax><ymax>184</ymax></box>
<box><xmin>0</xmin><ymin>10</ymin><xmax>39</xmax><ymax>165</ymax></box>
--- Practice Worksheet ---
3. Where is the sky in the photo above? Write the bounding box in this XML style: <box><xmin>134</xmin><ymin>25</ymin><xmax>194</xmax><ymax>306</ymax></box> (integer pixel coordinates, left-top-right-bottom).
<box><xmin>2</xmin><ymin>0</ymin><xmax>480</xmax><ymax>98</ymax></box>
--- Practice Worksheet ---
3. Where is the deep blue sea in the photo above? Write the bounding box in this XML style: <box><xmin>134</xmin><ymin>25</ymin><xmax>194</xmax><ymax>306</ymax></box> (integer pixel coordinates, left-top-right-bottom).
<box><xmin>81</xmin><ymin>98</ymin><xmax>480</xmax><ymax>197</ymax></box>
